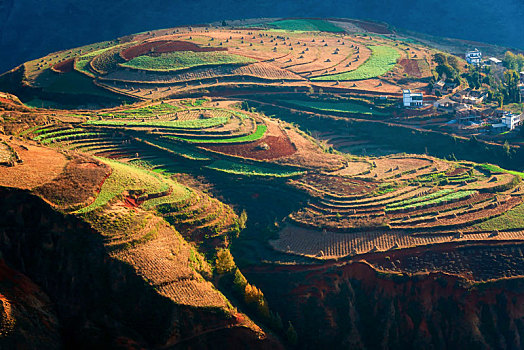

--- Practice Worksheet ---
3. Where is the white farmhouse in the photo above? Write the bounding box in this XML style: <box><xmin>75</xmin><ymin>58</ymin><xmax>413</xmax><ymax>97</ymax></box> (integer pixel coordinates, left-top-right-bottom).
<box><xmin>465</xmin><ymin>49</ymin><xmax>482</xmax><ymax>65</ymax></box>
<box><xmin>501</xmin><ymin>113</ymin><xmax>522</xmax><ymax>130</ymax></box>
<box><xmin>403</xmin><ymin>89</ymin><xmax>423</xmax><ymax>107</ymax></box>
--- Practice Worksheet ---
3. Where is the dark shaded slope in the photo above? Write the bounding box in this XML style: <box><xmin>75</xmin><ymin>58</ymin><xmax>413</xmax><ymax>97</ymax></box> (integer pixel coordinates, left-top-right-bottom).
<box><xmin>1</xmin><ymin>0</ymin><xmax>523</xmax><ymax>73</ymax></box>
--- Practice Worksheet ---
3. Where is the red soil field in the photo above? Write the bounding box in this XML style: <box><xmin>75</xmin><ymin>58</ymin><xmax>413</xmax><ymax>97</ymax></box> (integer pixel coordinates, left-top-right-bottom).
<box><xmin>52</xmin><ymin>58</ymin><xmax>75</xmax><ymax>73</ymax></box>
<box><xmin>0</xmin><ymin>97</ymin><xmax>12</xmax><ymax>105</ymax></box>
<box><xmin>446</xmin><ymin>167</ymin><xmax>469</xmax><ymax>176</ymax></box>
<box><xmin>203</xmin><ymin>135</ymin><xmax>296</xmax><ymax>160</ymax></box>
<box><xmin>350</xmin><ymin>20</ymin><xmax>392</xmax><ymax>34</ymax></box>
<box><xmin>399</xmin><ymin>59</ymin><xmax>422</xmax><ymax>77</ymax></box>
<box><xmin>120</xmin><ymin>40</ymin><xmax>227</xmax><ymax>60</ymax></box>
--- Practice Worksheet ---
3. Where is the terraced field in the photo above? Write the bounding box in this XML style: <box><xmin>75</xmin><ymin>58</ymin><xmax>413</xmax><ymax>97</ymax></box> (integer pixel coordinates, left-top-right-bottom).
<box><xmin>271</xmin><ymin>155</ymin><xmax>524</xmax><ymax>261</ymax></box>
<box><xmin>3</xmin><ymin>18</ymin><xmax>436</xmax><ymax>105</ymax></box>
<box><xmin>3</xmin><ymin>19</ymin><xmax>524</xmax><ymax>348</ymax></box>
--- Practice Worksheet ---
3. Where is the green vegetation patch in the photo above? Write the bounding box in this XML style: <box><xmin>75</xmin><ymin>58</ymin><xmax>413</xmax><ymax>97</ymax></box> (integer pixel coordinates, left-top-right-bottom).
<box><xmin>479</xmin><ymin>164</ymin><xmax>524</xmax><ymax>179</ymax></box>
<box><xmin>206</xmin><ymin>160</ymin><xmax>304</xmax><ymax>177</ymax></box>
<box><xmin>41</xmin><ymin>132</ymin><xmax>105</xmax><ymax>145</ymax></box>
<box><xmin>268</xmin><ymin>19</ymin><xmax>344</xmax><ymax>33</ymax></box>
<box><xmin>167</xmin><ymin>124</ymin><xmax>267</xmax><ymax>144</ymax></box>
<box><xmin>312</xmin><ymin>45</ymin><xmax>400</xmax><ymax>81</ymax></box>
<box><xmin>387</xmin><ymin>189</ymin><xmax>454</xmax><ymax>209</ymax></box>
<box><xmin>284</xmin><ymin>99</ymin><xmax>388</xmax><ymax>116</ymax></box>
<box><xmin>120</xmin><ymin>51</ymin><xmax>255</xmax><ymax>72</ymax></box>
<box><xmin>99</xmin><ymin>103</ymin><xmax>180</xmax><ymax>118</ymax></box>
<box><xmin>85</xmin><ymin>116</ymin><xmax>229</xmax><ymax>129</ymax></box>
<box><xmin>180</xmin><ymin>99</ymin><xmax>207</xmax><ymax>107</ymax></box>
<box><xmin>139</xmin><ymin>138</ymin><xmax>211</xmax><ymax>161</ymax></box>
<box><xmin>387</xmin><ymin>190</ymin><xmax>476</xmax><ymax>211</ymax></box>
<box><xmin>76</xmin><ymin>158</ymin><xmax>190</xmax><ymax>213</ymax></box>
<box><xmin>473</xmin><ymin>203</ymin><xmax>524</xmax><ymax>231</ymax></box>
<box><xmin>33</xmin><ymin>128</ymin><xmax>84</xmax><ymax>141</ymax></box>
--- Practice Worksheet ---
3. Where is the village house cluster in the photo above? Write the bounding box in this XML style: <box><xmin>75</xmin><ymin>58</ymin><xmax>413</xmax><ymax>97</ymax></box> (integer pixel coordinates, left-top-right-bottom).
<box><xmin>429</xmin><ymin>49</ymin><xmax>524</xmax><ymax>136</ymax></box>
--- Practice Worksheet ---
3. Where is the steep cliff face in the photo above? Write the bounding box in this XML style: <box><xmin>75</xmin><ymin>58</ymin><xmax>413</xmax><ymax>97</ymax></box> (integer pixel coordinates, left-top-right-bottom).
<box><xmin>246</xmin><ymin>262</ymin><xmax>524</xmax><ymax>350</ymax></box>
<box><xmin>0</xmin><ymin>258</ymin><xmax>62</xmax><ymax>349</ymax></box>
<box><xmin>0</xmin><ymin>187</ymin><xmax>278</xmax><ymax>349</ymax></box>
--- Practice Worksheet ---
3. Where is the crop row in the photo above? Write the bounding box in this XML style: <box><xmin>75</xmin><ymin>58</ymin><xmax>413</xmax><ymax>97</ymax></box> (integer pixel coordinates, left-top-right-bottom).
<box><xmin>312</xmin><ymin>45</ymin><xmax>400</xmax><ymax>81</ymax></box>
<box><xmin>386</xmin><ymin>189</ymin><xmax>454</xmax><ymax>209</ymax></box>
<box><xmin>386</xmin><ymin>190</ymin><xmax>477</xmax><ymax>212</ymax></box>
<box><xmin>166</xmin><ymin>124</ymin><xmax>267</xmax><ymax>144</ymax></box>
<box><xmin>206</xmin><ymin>159</ymin><xmax>304</xmax><ymax>177</ymax></box>
<box><xmin>85</xmin><ymin>116</ymin><xmax>229</xmax><ymax>129</ymax></box>
<box><xmin>120</xmin><ymin>51</ymin><xmax>256</xmax><ymax>72</ymax></box>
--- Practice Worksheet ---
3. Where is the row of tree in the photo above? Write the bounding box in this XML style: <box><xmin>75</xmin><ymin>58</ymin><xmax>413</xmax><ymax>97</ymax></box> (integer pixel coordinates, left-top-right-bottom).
<box><xmin>215</xmin><ymin>248</ymin><xmax>298</xmax><ymax>346</ymax></box>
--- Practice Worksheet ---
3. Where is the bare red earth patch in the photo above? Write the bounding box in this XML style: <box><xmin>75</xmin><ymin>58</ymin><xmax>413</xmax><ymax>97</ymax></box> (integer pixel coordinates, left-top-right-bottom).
<box><xmin>349</xmin><ymin>20</ymin><xmax>392</xmax><ymax>34</ymax></box>
<box><xmin>399</xmin><ymin>59</ymin><xmax>422</xmax><ymax>77</ymax></box>
<box><xmin>203</xmin><ymin>136</ymin><xmax>296</xmax><ymax>160</ymax></box>
<box><xmin>120</xmin><ymin>40</ymin><xmax>227</xmax><ymax>60</ymax></box>
<box><xmin>446</xmin><ymin>167</ymin><xmax>469</xmax><ymax>177</ymax></box>
<box><xmin>52</xmin><ymin>58</ymin><xmax>75</xmax><ymax>73</ymax></box>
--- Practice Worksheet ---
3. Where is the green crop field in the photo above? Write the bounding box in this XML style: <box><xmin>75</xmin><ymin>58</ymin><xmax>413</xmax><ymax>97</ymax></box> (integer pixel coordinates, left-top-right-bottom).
<box><xmin>267</xmin><ymin>19</ymin><xmax>344</xmax><ymax>33</ymax></box>
<box><xmin>33</xmin><ymin>128</ymin><xmax>85</xmax><ymax>141</ymax></box>
<box><xmin>206</xmin><ymin>159</ymin><xmax>304</xmax><ymax>177</ymax></box>
<box><xmin>387</xmin><ymin>189</ymin><xmax>454</xmax><ymax>209</ymax></box>
<box><xmin>85</xmin><ymin>116</ymin><xmax>229</xmax><ymax>129</ymax></box>
<box><xmin>140</xmin><ymin>137</ymin><xmax>211</xmax><ymax>161</ymax></box>
<box><xmin>40</xmin><ymin>132</ymin><xmax>106</xmax><ymax>145</ymax></box>
<box><xmin>120</xmin><ymin>51</ymin><xmax>255</xmax><ymax>72</ymax></box>
<box><xmin>284</xmin><ymin>99</ymin><xmax>389</xmax><ymax>116</ymax></box>
<box><xmin>99</xmin><ymin>103</ymin><xmax>180</xmax><ymax>118</ymax></box>
<box><xmin>312</xmin><ymin>45</ymin><xmax>400</xmax><ymax>81</ymax></box>
<box><xmin>180</xmin><ymin>99</ymin><xmax>207</xmax><ymax>107</ymax></box>
<box><xmin>387</xmin><ymin>190</ymin><xmax>476</xmax><ymax>211</ymax></box>
<box><xmin>77</xmin><ymin>158</ymin><xmax>190</xmax><ymax>213</ymax></box>
<box><xmin>167</xmin><ymin>124</ymin><xmax>267</xmax><ymax>143</ymax></box>
<box><xmin>473</xmin><ymin>203</ymin><xmax>524</xmax><ymax>231</ymax></box>
<box><xmin>479</xmin><ymin>164</ymin><xmax>524</xmax><ymax>179</ymax></box>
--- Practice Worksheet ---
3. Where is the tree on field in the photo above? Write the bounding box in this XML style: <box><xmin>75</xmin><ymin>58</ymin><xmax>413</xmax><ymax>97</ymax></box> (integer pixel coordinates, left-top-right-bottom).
<box><xmin>504</xmin><ymin>140</ymin><xmax>511</xmax><ymax>156</ymax></box>
<box><xmin>503</xmin><ymin>51</ymin><xmax>518</xmax><ymax>71</ymax></box>
<box><xmin>238</xmin><ymin>209</ymin><xmax>248</xmax><ymax>230</ymax></box>
<box><xmin>432</xmin><ymin>53</ymin><xmax>446</xmax><ymax>66</ymax></box>
<box><xmin>215</xmin><ymin>248</ymin><xmax>235</xmax><ymax>274</ymax></box>
<box><xmin>503</xmin><ymin>70</ymin><xmax>521</xmax><ymax>103</ymax></box>
<box><xmin>464</xmin><ymin>65</ymin><xmax>482</xmax><ymax>89</ymax></box>
<box><xmin>517</xmin><ymin>54</ymin><xmax>524</xmax><ymax>72</ymax></box>
<box><xmin>244</xmin><ymin>283</ymin><xmax>270</xmax><ymax>319</ymax></box>
<box><xmin>286</xmin><ymin>321</ymin><xmax>298</xmax><ymax>346</ymax></box>
<box><xmin>432</xmin><ymin>53</ymin><xmax>460</xmax><ymax>83</ymax></box>
<box><xmin>269</xmin><ymin>311</ymin><xmax>284</xmax><ymax>330</ymax></box>
<box><xmin>233</xmin><ymin>268</ymin><xmax>248</xmax><ymax>293</ymax></box>
<box><xmin>447</xmin><ymin>55</ymin><xmax>460</xmax><ymax>71</ymax></box>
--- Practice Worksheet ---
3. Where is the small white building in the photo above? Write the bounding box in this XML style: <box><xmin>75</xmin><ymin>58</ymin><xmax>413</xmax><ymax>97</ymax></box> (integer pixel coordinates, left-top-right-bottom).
<box><xmin>488</xmin><ymin>57</ymin><xmax>502</xmax><ymax>66</ymax></box>
<box><xmin>465</xmin><ymin>49</ymin><xmax>482</xmax><ymax>65</ymax></box>
<box><xmin>403</xmin><ymin>89</ymin><xmax>423</xmax><ymax>107</ymax></box>
<box><xmin>501</xmin><ymin>113</ymin><xmax>522</xmax><ymax>130</ymax></box>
